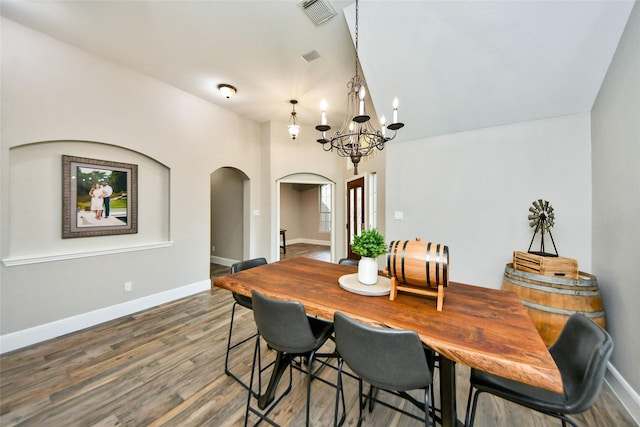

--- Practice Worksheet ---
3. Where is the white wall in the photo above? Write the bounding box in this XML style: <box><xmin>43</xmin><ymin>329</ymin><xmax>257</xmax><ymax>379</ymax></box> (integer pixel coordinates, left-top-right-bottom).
<box><xmin>279</xmin><ymin>184</ymin><xmax>303</xmax><ymax>240</ymax></box>
<box><xmin>592</xmin><ymin>2</ymin><xmax>640</xmax><ymax>420</ymax></box>
<box><xmin>0</xmin><ymin>19</ymin><xmax>262</xmax><ymax>341</ymax></box>
<box><xmin>386</xmin><ymin>113</ymin><xmax>592</xmax><ymax>288</ymax></box>
<box><xmin>300</xmin><ymin>185</ymin><xmax>330</xmax><ymax>243</ymax></box>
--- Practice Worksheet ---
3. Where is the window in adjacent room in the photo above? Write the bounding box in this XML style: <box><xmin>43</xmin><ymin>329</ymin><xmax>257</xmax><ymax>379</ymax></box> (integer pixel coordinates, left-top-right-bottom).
<box><xmin>319</xmin><ymin>184</ymin><xmax>331</xmax><ymax>231</ymax></box>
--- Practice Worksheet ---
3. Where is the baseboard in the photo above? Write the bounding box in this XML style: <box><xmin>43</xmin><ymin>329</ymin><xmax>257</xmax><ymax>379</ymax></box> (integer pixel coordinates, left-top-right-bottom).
<box><xmin>0</xmin><ymin>279</ymin><xmax>211</xmax><ymax>354</ymax></box>
<box><xmin>286</xmin><ymin>238</ymin><xmax>330</xmax><ymax>246</ymax></box>
<box><xmin>210</xmin><ymin>256</ymin><xmax>239</xmax><ymax>266</ymax></box>
<box><xmin>211</xmin><ymin>242</ymin><xmax>330</xmax><ymax>266</ymax></box>
<box><xmin>606</xmin><ymin>363</ymin><xmax>640</xmax><ymax>425</ymax></box>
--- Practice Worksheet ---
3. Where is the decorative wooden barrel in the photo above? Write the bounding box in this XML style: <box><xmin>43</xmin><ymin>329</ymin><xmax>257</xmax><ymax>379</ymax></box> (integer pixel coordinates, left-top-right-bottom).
<box><xmin>387</xmin><ymin>240</ymin><xmax>449</xmax><ymax>288</ymax></box>
<box><xmin>502</xmin><ymin>263</ymin><xmax>606</xmax><ymax>346</ymax></box>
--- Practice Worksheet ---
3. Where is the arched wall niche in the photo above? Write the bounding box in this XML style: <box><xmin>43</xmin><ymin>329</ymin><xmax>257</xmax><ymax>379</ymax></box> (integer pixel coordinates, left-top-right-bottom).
<box><xmin>4</xmin><ymin>140</ymin><xmax>170</xmax><ymax>263</ymax></box>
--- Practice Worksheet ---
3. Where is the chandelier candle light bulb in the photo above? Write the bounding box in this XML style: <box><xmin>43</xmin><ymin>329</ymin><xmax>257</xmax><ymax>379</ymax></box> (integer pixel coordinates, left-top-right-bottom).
<box><xmin>392</xmin><ymin>97</ymin><xmax>399</xmax><ymax>124</ymax></box>
<box><xmin>321</xmin><ymin>100</ymin><xmax>327</xmax><ymax>125</ymax></box>
<box><xmin>359</xmin><ymin>86</ymin><xmax>366</xmax><ymax>115</ymax></box>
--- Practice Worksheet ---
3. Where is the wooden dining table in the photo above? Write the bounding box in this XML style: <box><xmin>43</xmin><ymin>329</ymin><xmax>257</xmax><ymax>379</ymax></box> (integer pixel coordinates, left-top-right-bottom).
<box><xmin>213</xmin><ymin>257</ymin><xmax>562</xmax><ymax>427</ymax></box>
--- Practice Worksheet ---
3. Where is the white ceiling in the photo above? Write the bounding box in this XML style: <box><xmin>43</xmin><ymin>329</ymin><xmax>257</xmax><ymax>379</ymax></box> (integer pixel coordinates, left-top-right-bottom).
<box><xmin>1</xmin><ymin>0</ymin><xmax>635</xmax><ymax>143</ymax></box>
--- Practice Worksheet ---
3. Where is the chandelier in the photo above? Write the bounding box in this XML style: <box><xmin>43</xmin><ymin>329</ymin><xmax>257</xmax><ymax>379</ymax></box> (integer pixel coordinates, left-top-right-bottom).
<box><xmin>315</xmin><ymin>0</ymin><xmax>404</xmax><ymax>175</ymax></box>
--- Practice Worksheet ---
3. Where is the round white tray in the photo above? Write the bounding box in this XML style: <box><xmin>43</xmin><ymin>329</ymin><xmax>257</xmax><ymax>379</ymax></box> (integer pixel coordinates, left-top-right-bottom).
<box><xmin>338</xmin><ymin>273</ymin><xmax>391</xmax><ymax>296</ymax></box>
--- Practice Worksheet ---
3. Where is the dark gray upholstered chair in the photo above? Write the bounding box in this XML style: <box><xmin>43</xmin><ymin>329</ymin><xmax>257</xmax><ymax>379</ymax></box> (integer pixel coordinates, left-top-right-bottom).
<box><xmin>338</xmin><ymin>258</ymin><xmax>359</xmax><ymax>266</ymax></box>
<box><xmin>333</xmin><ymin>311</ymin><xmax>435</xmax><ymax>427</ymax></box>
<box><xmin>246</xmin><ymin>290</ymin><xmax>341</xmax><ymax>427</ymax></box>
<box><xmin>224</xmin><ymin>257</ymin><xmax>268</xmax><ymax>391</ymax></box>
<box><xmin>464</xmin><ymin>313</ymin><xmax>614</xmax><ymax>427</ymax></box>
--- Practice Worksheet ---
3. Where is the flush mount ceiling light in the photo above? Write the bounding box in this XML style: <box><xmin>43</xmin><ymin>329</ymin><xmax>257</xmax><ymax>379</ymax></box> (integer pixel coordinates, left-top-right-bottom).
<box><xmin>287</xmin><ymin>100</ymin><xmax>300</xmax><ymax>140</ymax></box>
<box><xmin>315</xmin><ymin>0</ymin><xmax>404</xmax><ymax>175</ymax></box>
<box><xmin>217</xmin><ymin>83</ymin><xmax>237</xmax><ymax>99</ymax></box>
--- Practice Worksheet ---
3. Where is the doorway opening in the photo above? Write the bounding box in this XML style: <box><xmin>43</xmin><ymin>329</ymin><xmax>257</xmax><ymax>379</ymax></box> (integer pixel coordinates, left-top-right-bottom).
<box><xmin>276</xmin><ymin>173</ymin><xmax>335</xmax><ymax>262</ymax></box>
<box><xmin>210</xmin><ymin>167</ymin><xmax>250</xmax><ymax>270</ymax></box>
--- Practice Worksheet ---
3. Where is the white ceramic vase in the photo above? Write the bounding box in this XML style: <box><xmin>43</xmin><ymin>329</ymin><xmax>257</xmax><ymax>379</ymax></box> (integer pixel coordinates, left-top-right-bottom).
<box><xmin>358</xmin><ymin>257</ymin><xmax>379</xmax><ymax>285</ymax></box>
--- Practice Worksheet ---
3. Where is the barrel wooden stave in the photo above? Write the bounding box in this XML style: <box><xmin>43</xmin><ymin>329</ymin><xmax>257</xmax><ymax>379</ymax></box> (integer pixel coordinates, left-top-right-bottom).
<box><xmin>502</xmin><ymin>263</ymin><xmax>606</xmax><ymax>346</ymax></box>
<box><xmin>387</xmin><ymin>240</ymin><xmax>449</xmax><ymax>288</ymax></box>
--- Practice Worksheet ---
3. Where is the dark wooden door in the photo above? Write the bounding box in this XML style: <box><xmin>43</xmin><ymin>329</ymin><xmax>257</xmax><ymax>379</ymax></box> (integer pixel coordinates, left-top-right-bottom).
<box><xmin>346</xmin><ymin>177</ymin><xmax>365</xmax><ymax>259</ymax></box>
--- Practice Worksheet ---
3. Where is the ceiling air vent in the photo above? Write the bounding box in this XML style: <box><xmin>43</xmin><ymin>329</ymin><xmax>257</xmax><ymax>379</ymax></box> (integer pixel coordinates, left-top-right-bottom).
<box><xmin>299</xmin><ymin>0</ymin><xmax>338</xmax><ymax>25</ymax></box>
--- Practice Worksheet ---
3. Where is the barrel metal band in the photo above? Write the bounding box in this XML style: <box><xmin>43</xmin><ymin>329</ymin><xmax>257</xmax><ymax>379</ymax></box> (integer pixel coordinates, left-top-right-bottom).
<box><xmin>435</xmin><ymin>243</ymin><xmax>441</xmax><ymax>285</ymax></box>
<box><xmin>505</xmin><ymin>274</ymin><xmax>600</xmax><ymax>296</ymax></box>
<box><xmin>400</xmin><ymin>240</ymin><xmax>409</xmax><ymax>283</ymax></box>
<box><xmin>388</xmin><ymin>241</ymin><xmax>397</xmax><ymax>278</ymax></box>
<box><xmin>442</xmin><ymin>245</ymin><xmax>449</xmax><ymax>286</ymax></box>
<box><xmin>505</xmin><ymin>265</ymin><xmax>595</xmax><ymax>287</ymax></box>
<box><xmin>425</xmin><ymin>242</ymin><xmax>432</xmax><ymax>285</ymax></box>
<box><xmin>522</xmin><ymin>300</ymin><xmax>605</xmax><ymax>318</ymax></box>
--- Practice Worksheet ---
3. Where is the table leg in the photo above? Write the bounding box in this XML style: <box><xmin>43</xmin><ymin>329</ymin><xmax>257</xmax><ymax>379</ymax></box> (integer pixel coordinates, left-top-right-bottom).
<box><xmin>258</xmin><ymin>351</ymin><xmax>292</xmax><ymax>410</ymax></box>
<box><xmin>280</xmin><ymin>230</ymin><xmax>286</xmax><ymax>254</ymax></box>
<box><xmin>439</xmin><ymin>356</ymin><xmax>462</xmax><ymax>427</ymax></box>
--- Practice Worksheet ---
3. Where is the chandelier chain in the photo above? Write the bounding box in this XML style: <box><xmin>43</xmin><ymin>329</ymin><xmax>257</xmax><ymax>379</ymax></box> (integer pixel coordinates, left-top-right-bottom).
<box><xmin>354</xmin><ymin>0</ymin><xmax>359</xmax><ymax>78</ymax></box>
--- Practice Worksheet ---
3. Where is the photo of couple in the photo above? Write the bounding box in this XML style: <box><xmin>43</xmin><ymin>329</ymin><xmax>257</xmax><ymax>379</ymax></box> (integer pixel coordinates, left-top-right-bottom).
<box><xmin>88</xmin><ymin>181</ymin><xmax>113</xmax><ymax>220</ymax></box>
<box><xmin>75</xmin><ymin>167</ymin><xmax>128</xmax><ymax>228</ymax></box>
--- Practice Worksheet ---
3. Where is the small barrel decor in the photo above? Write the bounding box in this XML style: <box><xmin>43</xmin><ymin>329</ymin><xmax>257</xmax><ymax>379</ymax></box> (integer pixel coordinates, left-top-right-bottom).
<box><xmin>502</xmin><ymin>263</ymin><xmax>606</xmax><ymax>346</ymax></box>
<box><xmin>387</xmin><ymin>239</ymin><xmax>449</xmax><ymax>311</ymax></box>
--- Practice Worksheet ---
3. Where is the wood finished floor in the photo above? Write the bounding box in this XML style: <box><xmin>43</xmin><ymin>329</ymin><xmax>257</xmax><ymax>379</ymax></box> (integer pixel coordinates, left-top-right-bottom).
<box><xmin>1</xmin><ymin>244</ymin><xmax>635</xmax><ymax>426</ymax></box>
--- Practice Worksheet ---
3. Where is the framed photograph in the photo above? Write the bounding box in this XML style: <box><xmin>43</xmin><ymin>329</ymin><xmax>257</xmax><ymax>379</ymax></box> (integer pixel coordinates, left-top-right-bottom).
<box><xmin>62</xmin><ymin>155</ymin><xmax>138</xmax><ymax>238</ymax></box>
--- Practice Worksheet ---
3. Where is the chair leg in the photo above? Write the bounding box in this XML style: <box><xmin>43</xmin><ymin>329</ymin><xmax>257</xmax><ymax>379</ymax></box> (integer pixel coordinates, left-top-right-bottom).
<box><xmin>226</xmin><ymin>302</ymin><xmax>260</xmax><ymax>393</ymax></box>
<box><xmin>224</xmin><ymin>302</ymin><xmax>238</xmax><ymax>374</ymax></box>
<box><xmin>334</xmin><ymin>359</ymin><xmax>346</xmax><ymax>427</ymax></box>
<box><xmin>358</xmin><ymin>378</ymin><xmax>367</xmax><ymax>427</ymax></box>
<box><xmin>555</xmin><ymin>414</ymin><xmax>578</xmax><ymax>427</ymax></box>
<box><xmin>305</xmin><ymin>351</ymin><xmax>316</xmax><ymax>427</ymax></box>
<box><xmin>430</xmin><ymin>368</ymin><xmax>440</xmax><ymax>424</ymax></box>
<box><xmin>368</xmin><ymin>386</ymin><xmax>377</xmax><ymax>412</ymax></box>
<box><xmin>305</xmin><ymin>349</ymin><xmax>346</xmax><ymax>427</ymax></box>
<box><xmin>244</xmin><ymin>336</ymin><xmax>260</xmax><ymax>427</ymax></box>
<box><xmin>464</xmin><ymin>386</ymin><xmax>481</xmax><ymax>427</ymax></box>
<box><xmin>424</xmin><ymin>385</ymin><xmax>431</xmax><ymax>427</ymax></box>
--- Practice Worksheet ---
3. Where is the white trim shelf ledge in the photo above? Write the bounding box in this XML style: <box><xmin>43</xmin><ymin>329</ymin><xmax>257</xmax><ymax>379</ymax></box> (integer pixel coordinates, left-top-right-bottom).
<box><xmin>2</xmin><ymin>241</ymin><xmax>174</xmax><ymax>267</ymax></box>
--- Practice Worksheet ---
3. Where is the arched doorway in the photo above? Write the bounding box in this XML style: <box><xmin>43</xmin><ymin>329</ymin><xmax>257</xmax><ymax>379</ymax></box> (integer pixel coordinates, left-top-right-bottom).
<box><xmin>275</xmin><ymin>173</ymin><xmax>335</xmax><ymax>262</ymax></box>
<box><xmin>210</xmin><ymin>167</ymin><xmax>250</xmax><ymax>267</ymax></box>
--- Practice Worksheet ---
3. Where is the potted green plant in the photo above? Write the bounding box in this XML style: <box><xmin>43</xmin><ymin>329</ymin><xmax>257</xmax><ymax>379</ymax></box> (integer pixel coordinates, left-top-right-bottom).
<box><xmin>352</xmin><ymin>228</ymin><xmax>387</xmax><ymax>285</ymax></box>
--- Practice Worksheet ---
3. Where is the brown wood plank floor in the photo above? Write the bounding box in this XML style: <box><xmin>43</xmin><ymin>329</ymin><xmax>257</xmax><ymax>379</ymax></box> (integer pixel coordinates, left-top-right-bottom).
<box><xmin>1</xmin><ymin>244</ymin><xmax>634</xmax><ymax>426</ymax></box>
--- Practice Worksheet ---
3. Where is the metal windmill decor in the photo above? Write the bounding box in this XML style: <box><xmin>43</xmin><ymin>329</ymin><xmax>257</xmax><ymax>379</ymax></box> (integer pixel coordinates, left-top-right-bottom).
<box><xmin>527</xmin><ymin>199</ymin><xmax>558</xmax><ymax>256</ymax></box>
